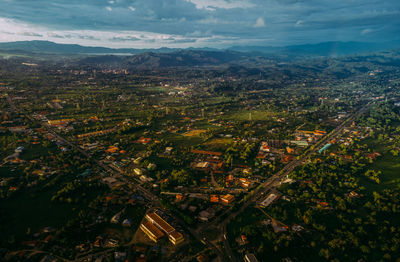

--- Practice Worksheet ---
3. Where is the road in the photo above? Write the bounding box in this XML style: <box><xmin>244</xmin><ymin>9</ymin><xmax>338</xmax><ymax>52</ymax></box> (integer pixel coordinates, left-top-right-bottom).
<box><xmin>4</xmin><ymin>93</ymin><xmax>223</xmax><ymax>262</ymax></box>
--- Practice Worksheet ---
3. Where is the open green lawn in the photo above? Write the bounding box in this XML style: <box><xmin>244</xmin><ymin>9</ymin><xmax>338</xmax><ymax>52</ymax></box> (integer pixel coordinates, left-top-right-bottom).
<box><xmin>364</xmin><ymin>152</ymin><xmax>400</xmax><ymax>190</ymax></box>
<box><xmin>358</xmin><ymin>137</ymin><xmax>400</xmax><ymax>191</ymax></box>
<box><xmin>220</xmin><ymin>110</ymin><xmax>283</xmax><ymax>121</ymax></box>
<box><xmin>164</xmin><ymin>133</ymin><xmax>204</xmax><ymax>148</ymax></box>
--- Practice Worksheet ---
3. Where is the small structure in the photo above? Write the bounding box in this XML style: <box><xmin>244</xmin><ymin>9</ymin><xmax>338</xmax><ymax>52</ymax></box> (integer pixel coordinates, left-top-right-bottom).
<box><xmin>318</xmin><ymin>143</ymin><xmax>331</xmax><ymax>154</ymax></box>
<box><xmin>260</xmin><ymin>193</ymin><xmax>279</xmax><ymax>208</ymax></box>
<box><xmin>221</xmin><ymin>194</ymin><xmax>235</xmax><ymax>205</ymax></box>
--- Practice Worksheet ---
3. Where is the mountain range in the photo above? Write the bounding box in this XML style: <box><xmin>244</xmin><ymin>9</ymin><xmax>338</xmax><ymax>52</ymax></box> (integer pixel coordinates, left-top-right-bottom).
<box><xmin>0</xmin><ymin>40</ymin><xmax>399</xmax><ymax>57</ymax></box>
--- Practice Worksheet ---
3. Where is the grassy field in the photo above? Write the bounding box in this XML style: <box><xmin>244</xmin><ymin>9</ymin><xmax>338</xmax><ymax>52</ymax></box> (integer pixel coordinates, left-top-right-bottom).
<box><xmin>359</xmin><ymin>138</ymin><xmax>400</xmax><ymax>191</ymax></box>
<box><xmin>183</xmin><ymin>129</ymin><xmax>207</xmax><ymax>137</ymax></box>
<box><xmin>203</xmin><ymin>137</ymin><xmax>233</xmax><ymax>150</ymax></box>
<box><xmin>164</xmin><ymin>133</ymin><xmax>204</xmax><ymax>148</ymax></box>
<box><xmin>363</xmin><ymin>152</ymin><xmax>400</xmax><ymax>190</ymax></box>
<box><xmin>221</xmin><ymin>110</ymin><xmax>283</xmax><ymax>121</ymax></box>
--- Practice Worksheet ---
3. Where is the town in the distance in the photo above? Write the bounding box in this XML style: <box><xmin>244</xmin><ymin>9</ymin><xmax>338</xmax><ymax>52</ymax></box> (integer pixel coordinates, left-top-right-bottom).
<box><xmin>1</xmin><ymin>41</ymin><xmax>400</xmax><ymax>262</ymax></box>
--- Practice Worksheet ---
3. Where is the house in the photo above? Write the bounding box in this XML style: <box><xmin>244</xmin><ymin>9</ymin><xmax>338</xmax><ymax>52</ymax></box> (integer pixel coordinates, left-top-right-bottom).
<box><xmin>259</xmin><ymin>142</ymin><xmax>270</xmax><ymax>152</ymax></box>
<box><xmin>93</xmin><ymin>236</ymin><xmax>103</xmax><ymax>248</ymax></box>
<box><xmin>106</xmin><ymin>146</ymin><xmax>119</xmax><ymax>154</ymax></box>
<box><xmin>240</xmin><ymin>235</ymin><xmax>249</xmax><ymax>245</ymax></box>
<box><xmin>140</xmin><ymin>175</ymin><xmax>153</xmax><ymax>183</ymax></box>
<box><xmin>349</xmin><ymin>191</ymin><xmax>360</xmax><ymax>198</ymax></box>
<box><xmin>122</xmin><ymin>219</ymin><xmax>132</xmax><ymax>227</ymax></box>
<box><xmin>134</xmin><ymin>168</ymin><xmax>143</xmax><ymax>176</ymax></box>
<box><xmin>286</xmin><ymin>147</ymin><xmax>295</xmax><ymax>154</ymax></box>
<box><xmin>135</xmin><ymin>137</ymin><xmax>152</xmax><ymax>144</ymax></box>
<box><xmin>282</xmin><ymin>155</ymin><xmax>293</xmax><ymax>163</ymax></box>
<box><xmin>210</xmin><ymin>195</ymin><xmax>219</xmax><ymax>203</ymax></box>
<box><xmin>221</xmin><ymin>194</ymin><xmax>235</xmax><ymax>205</ymax></box>
<box><xmin>165</xmin><ymin>147</ymin><xmax>173</xmax><ymax>155</ymax></box>
<box><xmin>239</xmin><ymin>178</ymin><xmax>250</xmax><ymax>188</ymax></box>
<box><xmin>176</xmin><ymin>194</ymin><xmax>184</xmax><ymax>201</ymax></box>
<box><xmin>147</xmin><ymin>163</ymin><xmax>157</xmax><ymax>171</ymax></box>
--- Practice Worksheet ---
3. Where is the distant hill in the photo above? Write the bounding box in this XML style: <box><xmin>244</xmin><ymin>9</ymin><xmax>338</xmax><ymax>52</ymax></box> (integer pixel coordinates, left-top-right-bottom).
<box><xmin>77</xmin><ymin>50</ymin><xmax>250</xmax><ymax>69</ymax></box>
<box><xmin>0</xmin><ymin>40</ymin><xmax>181</xmax><ymax>55</ymax></box>
<box><xmin>1</xmin><ymin>40</ymin><xmax>399</xmax><ymax>58</ymax></box>
<box><xmin>229</xmin><ymin>41</ymin><xmax>400</xmax><ymax>56</ymax></box>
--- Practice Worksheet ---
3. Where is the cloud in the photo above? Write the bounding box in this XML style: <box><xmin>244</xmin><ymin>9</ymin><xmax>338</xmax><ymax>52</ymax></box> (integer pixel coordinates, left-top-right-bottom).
<box><xmin>19</xmin><ymin>32</ymin><xmax>43</xmax><ymax>37</ymax></box>
<box><xmin>187</xmin><ymin>0</ymin><xmax>255</xmax><ymax>10</ymax></box>
<box><xmin>105</xmin><ymin>6</ymin><xmax>112</xmax><ymax>11</ymax></box>
<box><xmin>361</xmin><ymin>28</ymin><xmax>373</xmax><ymax>35</ymax></box>
<box><xmin>47</xmin><ymin>32</ymin><xmax>65</xmax><ymax>38</ymax></box>
<box><xmin>254</xmin><ymin>17</ymin><xmax>265</xmax><ymax>28</ymax></box>
<box><xmin>109</xmin><ymin>36</ymin><xmax>141</xmax><ymax>42</ymax></box>
<box><xmin>295</xmin><ymin>20</ymin><xmax>303</xmax><ymax>27</ymax></box>
<box><xmin>167</xmin><ymin>38</ymin><xmax>197</xmax><ymax>43</ymax></box>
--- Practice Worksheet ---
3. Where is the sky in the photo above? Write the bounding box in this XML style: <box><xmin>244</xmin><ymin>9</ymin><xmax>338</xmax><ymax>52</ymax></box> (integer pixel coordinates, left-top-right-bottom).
<box><xmin>0</xmin><ymin>0</ymin><xmax>399</xmax><ymax>48</ymax></box>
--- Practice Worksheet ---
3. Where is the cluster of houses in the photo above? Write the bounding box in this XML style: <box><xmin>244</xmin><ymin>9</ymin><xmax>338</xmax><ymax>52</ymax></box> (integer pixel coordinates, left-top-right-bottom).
<box><xmin>256</xmin><ymin>141</ymin><xmax>279</xmax><ymax>165</ymax></box>
<box><xmin>190</xmin><ymin>150</ymin><xmax>225</xmax><ymax>174</ymax></box>
<box><xmin>294</xmin><ymin>129</ymin><xmax>326</xmax><ymax>144</ymax></box>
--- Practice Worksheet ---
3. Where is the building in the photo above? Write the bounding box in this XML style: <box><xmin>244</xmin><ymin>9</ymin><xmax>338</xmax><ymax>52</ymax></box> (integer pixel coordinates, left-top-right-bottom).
<box><xmin>244</xmin><ymin>253</ymin><xmax>259</xmax><ymax>262</ymax></box>
<box><xmin>318</xmin><ymin>143</ymin><xmax>332</xmax><ymax>154</ymax></box>
<box><xmin>176</xmin><ymin>194</ymin><xmax>184</xmax><ymax>201</ymax></box>
<box><xmin>290</xmin><ymin>140</ymin><xmax>309</xmax><ymax>147</ymax></box>
<box><xmin>140</xmin><ymin>221</ymin><xmax>164</xmax><ymax>242</ymax></box>
<box><xmin>47</xmin><ymin>119</ymin><xmax>74</xmax><ymax>126</ymax></box>
<box><xmin>143</xmin><ymin>212</ymin><xmax>184</xmax><ymax>245</ymax></box>
<box><xmin>145</xmin><ymin>212</ymin><xmax>175</xmax><ymax>234</ymax></box>
<box><xmin>239</xmin><ymin>178</ymin><xmax>250</xmax><ymax>188</ymax></box>
<box><xmin>168</xmin><ymin>231</ymin><xmax>184</xmax><ymax>245</ymax></box>
<box><xmin>135</xmin><ymin>137</ymin><xmax>152</xmax><ymax>144</ymax></box>
<box><xmin>260</xmin><ymin>193</ymin><xmax>278</xmax><ymax>208</ymax></box>
<box><xmin>221</xmin><ymin>194</ymin><xmax>235</xmax><ymax>205</ymax></box>
<box><xmin>286</xmin><ymin>147</ymin><xmax>295</xmax><ymax>154</ymax></box>
<box><xmin>210</xmin><ymin>195</ymin><xmax>219</xmax><ymax>203</ymax></box>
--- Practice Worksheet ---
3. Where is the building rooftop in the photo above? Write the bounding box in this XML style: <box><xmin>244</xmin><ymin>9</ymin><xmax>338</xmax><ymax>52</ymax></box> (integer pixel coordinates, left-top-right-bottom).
<box><xmin>146</xmin><ymin>212</ymin><xmax>175</xmax><ymax>234</ymax></box>
<box><xmin>140</xmin><ymin>221</ymin><xmax>164</xmax><ymax>241</ymax></box>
